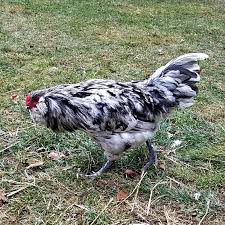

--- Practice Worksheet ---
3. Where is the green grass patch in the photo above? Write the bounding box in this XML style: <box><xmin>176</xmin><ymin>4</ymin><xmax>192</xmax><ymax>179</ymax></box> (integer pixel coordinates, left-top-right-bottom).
<box><xmin>1</xmin><ymin>0</ymin><xmax>225</xmax><ymax>224</ymax></box>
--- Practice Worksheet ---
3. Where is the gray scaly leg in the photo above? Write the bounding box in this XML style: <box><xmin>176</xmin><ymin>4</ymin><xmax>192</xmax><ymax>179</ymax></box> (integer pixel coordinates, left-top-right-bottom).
<box><xmin>143</xmin><ymin>140</ymin><xmax>157</xmax><ymax>171</ymax></box>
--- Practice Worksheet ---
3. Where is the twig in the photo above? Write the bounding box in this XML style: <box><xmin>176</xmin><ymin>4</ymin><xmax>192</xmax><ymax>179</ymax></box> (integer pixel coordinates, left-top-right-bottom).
<box><xmin>151</xmin><ymin>194</ymin><xmax>166</xmax><ymax>206</ymax></box>
<box><xmin>0</xmin><ymin>88</ymin><xmax>22</xmax><ymax>95</ymax></box>
<box><xmin>0</xmin><ymin>141</ymin><xmax>19</xmax><ymax>154</ymax></box>
<box><xmin>18</xmin><ymin>124</ymin><xmax>36</xmax><ymax>131</ymax></box>
<box><xmin>125</xmin><ymin>200</ymin><xmax>145</xmax><ymax>213</ymax></box>
<box><xmin>163</xmin><ymin>155</ymin><xmax>209</xmax><ymax>171</ymax></box>
<box><xmin>198</xmin><ymin>200</ymin><xmax>210</xmax><ymax>225</ymax></box>
<box><xmin>90</xmin><ymin>198</ymin><xmax>114</xmax><ymax>225</ymax></box>
<box><xmin>208</xmin><ymin>159</ymin><xmax>225</xmax><ymax>164</ymax></box>
<box><xmin>164</xmin><ymin>205</ymin><xmax>170</xmax><ymax>225</ymax></box>
<box><xmin>166</xmin><ymin>176</ymin><xmax>186</xmax><ymax>187</ymax></box>
<box><xmin>47</xmin><ymin>199</ymin><xmax>52</xmax><ymax>211</ymax></box>
<box><xmin>163</xmin><ymin>155</ymin><xmax>181</xmax><ymax>165</ymax></box>
<box><xmin>131</xmin><ymin>171</ymin><xmax>147</xmax><ymax>211</ymax></box>
<box><xmin>7</xmin><ymin>185</ymin><xmax>32</xmax><ymax>197</ymax></box>
<box><xmin>132</xmin><ymin>211</ymin><xmax>149</xmax><ymax>223</ymax></box>
<box><xmin>55</xmin><ymin>202</ymin><xmax>89</xmax><ymax>224</ymax></box>
<box><xmin>118</xmin><ymin>171</ymin><xmax>147</xmax><ymax>206</ymax></box>
<box><xmin>146</xmin><ymin>181</ymin><xmax>167</xmax><ymax>216</ymax></box>
<box><xmin>55</xmin><ymin>180</ymin><xmax>79</xmax><ymax>195</ymax></box>
<box><xmin>2</xmin><ymin>179</ymin><xmax>34</xmax><ymax>186</ymax></box>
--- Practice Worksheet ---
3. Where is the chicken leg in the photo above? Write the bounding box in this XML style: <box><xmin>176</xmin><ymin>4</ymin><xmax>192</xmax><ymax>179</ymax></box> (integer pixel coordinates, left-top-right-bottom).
<box><xmin>143</xmin><ymin>140</ymin><xmax>157</xmax><ymax>171</ymax></box>
<box><xmin>86</xmin><ymin>140</ymin><xmax>157</xmax><ymax>179</ymax></box>
<box><xmin>85</xmin><ymin>159</ymin><xmax>114</xmax><ymax>179</ymax></box>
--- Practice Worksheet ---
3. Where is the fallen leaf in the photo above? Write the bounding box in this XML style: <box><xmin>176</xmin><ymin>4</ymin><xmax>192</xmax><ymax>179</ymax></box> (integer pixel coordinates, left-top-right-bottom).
<box><xmin>62</xmin><ymin>149</ymin><xmax>71</xmax><ymax>156</ymax></box>
<box><xmin>48</xmin><ymin>151</ymin><xmax>65</xmax><ymax>161</ymax></box>
<box><xmin>26</xmin><ymin>159</ymin><xmax>44</xmax><ymax>170</ymax></box>
<box><xmin>116</xmin><ymin>190</ymin><xmax>128</xmax><ymax>201</ymax></box>
<box><xmin>96</xmin><ymin>179</ymin><xmax>108</xmax><ymax>186</ymax></box>
<box><xmin>157</xmin><ymin>160</ymin><xmax>166</xmax><ymax>170</ymax></box>
<box><xmin>10</xmin><ymin>94</ymin><xmax>19</xmax><ymax>103</ymax></box>
<box><xmin>0</xmin><ymin>190</ymin><xmax>8</xmax><ymax>205</ymax></box>
<box><xmin>125</xmin><ymin>169</ymin><xmax>138</xmax><ymax>178</ymax></box>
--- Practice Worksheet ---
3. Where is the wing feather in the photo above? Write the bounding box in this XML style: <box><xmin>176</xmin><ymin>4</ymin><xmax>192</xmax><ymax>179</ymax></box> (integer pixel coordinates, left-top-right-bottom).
<box><xmin>38</xmin><ymin>80</ymin><xmax>156</xmax><ymax>133</ymax></box>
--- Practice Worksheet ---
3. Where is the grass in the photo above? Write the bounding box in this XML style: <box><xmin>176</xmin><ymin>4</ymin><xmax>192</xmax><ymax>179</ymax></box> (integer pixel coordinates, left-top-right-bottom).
<box><xmin>0</xmin><ymin>0</ymin><xmax>225</xmax><ymax>224</ymax></box>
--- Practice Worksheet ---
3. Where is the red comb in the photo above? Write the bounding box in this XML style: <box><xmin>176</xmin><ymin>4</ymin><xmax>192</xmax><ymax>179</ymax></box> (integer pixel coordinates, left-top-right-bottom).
<box><xmin>25</xmin><ymin>95</ymin><xmax>31</xmax><ymax>106</ymax></box>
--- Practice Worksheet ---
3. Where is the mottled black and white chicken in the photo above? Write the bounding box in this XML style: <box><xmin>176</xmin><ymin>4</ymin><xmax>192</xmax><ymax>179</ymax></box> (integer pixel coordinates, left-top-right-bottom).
<box><xmin>25</xmin><ymin>53</ymin><xmax>208</xmax><ymax>178</ymax></box>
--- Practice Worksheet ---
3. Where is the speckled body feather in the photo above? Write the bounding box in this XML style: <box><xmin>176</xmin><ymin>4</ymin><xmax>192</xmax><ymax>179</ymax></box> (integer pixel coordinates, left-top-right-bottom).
<box><xmin>26</xmin><ymin>53</ymin><xmax>208</xmax><ymax>160</ymax></box>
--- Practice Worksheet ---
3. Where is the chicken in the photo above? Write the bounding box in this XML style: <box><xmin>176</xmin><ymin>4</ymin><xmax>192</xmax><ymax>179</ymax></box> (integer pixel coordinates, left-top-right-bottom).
<box><xmin>25</xmin><ymin>53</ymin><xmax>208</xmax><ymax>178</ymax></box>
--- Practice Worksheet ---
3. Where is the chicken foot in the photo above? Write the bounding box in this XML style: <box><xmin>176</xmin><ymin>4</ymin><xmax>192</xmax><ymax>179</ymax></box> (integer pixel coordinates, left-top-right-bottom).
<box><xmin>85</xmin><ymin>159</ymin><xmax>114</xmax><ymax>179</ymax></box>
